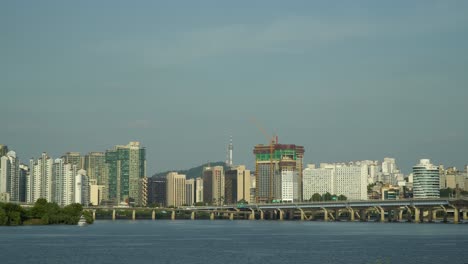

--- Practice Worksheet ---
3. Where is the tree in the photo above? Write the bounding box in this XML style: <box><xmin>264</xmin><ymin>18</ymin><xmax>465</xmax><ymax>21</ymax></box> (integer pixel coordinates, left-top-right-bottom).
<box><xmin>338</xmin><ymin>195</ymin><xmax>347</xmax><ymax>201</ymax></box>
<box><xmin>237</xmin><ymin>199</ymin><xmax>248</xmax><ymax>204</ymax></box>
<box><xmin>310</xmin><ymin>193</ymin><xmax>322</xmax><ymax>202</ymax></box>
<box><xmin>322</xmin><ymin>192</ymin><xmax>333</xmax><ymax>201</ymax></box>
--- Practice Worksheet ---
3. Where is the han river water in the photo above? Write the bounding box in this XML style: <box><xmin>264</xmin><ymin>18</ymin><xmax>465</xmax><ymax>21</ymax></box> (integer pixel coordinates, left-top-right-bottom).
<box><xmin>0</xmin><ymin>220</ymin><xmax>467</xmax><ymax>264</ymax></box>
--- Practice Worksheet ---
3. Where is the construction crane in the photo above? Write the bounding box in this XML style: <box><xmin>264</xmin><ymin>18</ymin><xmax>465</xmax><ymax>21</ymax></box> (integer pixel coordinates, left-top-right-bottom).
<box><xmin>251</xmin><ymin>118</ymin><xmax>277</xmax><ymax>203</ymax></box>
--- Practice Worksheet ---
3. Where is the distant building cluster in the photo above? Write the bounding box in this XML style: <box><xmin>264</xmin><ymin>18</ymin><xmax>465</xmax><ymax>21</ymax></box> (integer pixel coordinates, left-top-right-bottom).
<box><xmin>0</xmin><ymin>142</ymin><xmax>146</xmax><ymax>207</ymax></box>
<box><xmin>1</xmin><ymin>141</ymin><xmax>468</xmax><ymax>207</ymax></box>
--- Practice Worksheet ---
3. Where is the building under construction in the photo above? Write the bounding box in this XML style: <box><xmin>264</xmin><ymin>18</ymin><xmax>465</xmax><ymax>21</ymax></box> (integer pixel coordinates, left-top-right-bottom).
<box><xmin>253</xmin><ymin>143</ymin><xmax>304</xmax><ymax>203</ymax></box>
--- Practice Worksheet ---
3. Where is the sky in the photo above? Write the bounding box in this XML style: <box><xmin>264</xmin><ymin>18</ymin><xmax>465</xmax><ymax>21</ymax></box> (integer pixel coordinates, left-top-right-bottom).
<box><xmin>1</xmin><ymin>0</ymin><xmax>468</xmax><ymax>174</ymax></box>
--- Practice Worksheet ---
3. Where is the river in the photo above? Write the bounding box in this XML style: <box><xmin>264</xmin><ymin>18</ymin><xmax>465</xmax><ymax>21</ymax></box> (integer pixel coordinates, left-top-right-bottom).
<box><xmin>1</xmin><ymin>220</ymin><xmax>467</xmax><ymax>264</ymax></box>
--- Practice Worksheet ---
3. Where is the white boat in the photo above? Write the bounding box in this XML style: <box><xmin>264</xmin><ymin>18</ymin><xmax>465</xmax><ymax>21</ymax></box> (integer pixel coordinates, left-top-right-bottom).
<box><xmin>77</xmin><ymin>215</ymin><xmax>87</xmax><ymax>226</ymax></box>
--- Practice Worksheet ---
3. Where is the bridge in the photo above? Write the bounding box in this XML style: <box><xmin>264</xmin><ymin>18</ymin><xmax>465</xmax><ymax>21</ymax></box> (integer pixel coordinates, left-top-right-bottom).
<box><xmin>85</xmin><ymin>198</ymin><xmax>468</xmax><ymax>224</ymax></box>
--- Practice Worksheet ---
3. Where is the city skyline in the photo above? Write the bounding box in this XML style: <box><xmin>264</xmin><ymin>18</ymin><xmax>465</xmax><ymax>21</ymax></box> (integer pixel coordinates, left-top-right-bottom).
<box><xmin>2</xmin><ymin>1</ymin><xmax>468</xmax><ymax>174</ymax></box>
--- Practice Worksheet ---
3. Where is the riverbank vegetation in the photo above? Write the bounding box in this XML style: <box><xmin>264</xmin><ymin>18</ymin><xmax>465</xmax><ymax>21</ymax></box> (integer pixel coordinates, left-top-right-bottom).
<box><xmin>0</xmin><ymin>198</ymin><xmax>93</xmax><ymax>226</ymax></box>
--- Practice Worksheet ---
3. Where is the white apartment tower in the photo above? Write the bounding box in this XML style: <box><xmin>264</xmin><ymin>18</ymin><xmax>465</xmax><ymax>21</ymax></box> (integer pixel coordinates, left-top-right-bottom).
<box><xmin>28</xmin><ymin>153</ymin><xmax>53</xmax><ymax>203</ymax></box>
<box><xmin>75</xmin><ymin>169</ymin><xmax>90</xmax><ymax>205</ymax></box>
<box><xmin>195</xmin><ymin>177</ymin><xmax>203</xmax><ymax>203</ymax></box>
<box><xmin>302</xmin><ymin>164</ymin><xmax>334</xmax><ymax>201</ymax></box>
<box><xmin>0</xmin><ymin>151</ymin><xmax>20</xmax><ymax>202</ymax></box>
<box><xmin>166</xmin><ymin>172</ymin><xmax>186</xmax><ymax>207</ymax></box>
<box><xmin>302</xmin><ymin>162</ymin><xmax>368</xmax><ymax>201</ymax></box>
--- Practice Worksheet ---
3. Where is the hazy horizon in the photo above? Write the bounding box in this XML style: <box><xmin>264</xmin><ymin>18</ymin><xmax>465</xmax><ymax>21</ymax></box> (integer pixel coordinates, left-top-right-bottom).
<box><xmin>2</xmin><ymin>1</ymin><xmax>468</xmax><ymax>174</ymax></box>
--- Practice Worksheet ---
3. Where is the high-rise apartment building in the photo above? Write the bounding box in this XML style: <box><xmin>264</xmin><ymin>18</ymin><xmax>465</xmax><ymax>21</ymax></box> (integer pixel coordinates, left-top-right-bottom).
<box><xmin>253</xmin><ymin>144</ymin><xmax>304</xmax><ymax>203</ymax></box>
<box><xmin>18</xmin><ymin>164</ymin><xmax>28</xmax><ymax>202</ymax></box>
<box><xmin>0</xmin><ymin>145</ymin><xmax>8</xmax><ymax>157</ymax></box>
<box><xmin>225</xmin><ymin>165</ymin><xmax>251</xmax><ymax>204</ymax></box>
<box><xmin>203</xmin><ymin>166</ymin><xmax>225</xmax><ymax>205</ymax></box>
<box><xmin>84</xmin><ymin>152</ymin><xmax>109</xmax><ymax>201</ymax></box>
<box><xmin>195</xmin><ymin>177</ymin><xmax>203</xmax><ymax>203</ymax></box>
<box><xmin>334</xmin><ymin>163</ymin><xmax>368</xmax><ymax>200</ymax></box>
<box><xmin>166</xmin><ymin>172</ymin><xmax>186</xmax><ymax>207</ymax></box>
<box><xmin>105</xmin><ymin>142</ymin><xmax>146</xmax><ymax>206</ymax></box>
<box><xmin>0</xmin><ymin>151</ymin><xmax>20</xmax><ymax>202</ymax></box>
<box><xmin>84</xmin><ymin>152</ymin><xmax>107</xmax><ymax>184</ymax></box>
<box><xmin>302</xmin><ymin>164</ymin><xmax>334</xmax><ymax>201</ymax></box>
<box><xmin>62</xmin><ymin>152</ymin><xmax>84</xmax><ymax>169</ymax></box>
<box><xmin>302</xmin><ymin>162</ymin><xmax>368</xmax><ymax>201</ymax></box>
<box><xmin>413</xmin><ymin>159</ymin><xmax>439</xmax><ymax>198</ymax></box>
<box><xmin>75</xmin><ymin>169</ymin><xmax>89</xmax><ymax>205</ymax></box>
<box><xmin>28</xmin><ymin>153</ymin><xmax>53</xmax><ymax>203</ymax></box>
<box><xmin>185</xmin><ymin>178</ymin><xmax>195</xmax><ymax>206</ymax></box>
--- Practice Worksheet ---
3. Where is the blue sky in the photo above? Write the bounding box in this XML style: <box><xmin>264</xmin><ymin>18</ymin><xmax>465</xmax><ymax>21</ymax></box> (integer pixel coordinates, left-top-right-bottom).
<box><xmin>1</xmin><ymin>0</ymin><xmax>468</xmax><ymax>174</ymax></box>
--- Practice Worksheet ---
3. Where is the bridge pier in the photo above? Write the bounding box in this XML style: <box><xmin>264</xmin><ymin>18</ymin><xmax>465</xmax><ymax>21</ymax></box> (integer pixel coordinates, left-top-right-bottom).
<box><xmin>398</xmin><ymin>210</ymin><xmax>403</xmax><ymax>222</ymax></box>
<box><xmin>427</xmin><ymin>209</ymin><xmax>433</xmax><ymax>223</ymax></box>
<box><xmin>112</xmin><ymin>209</ymin><xmax>116</xmax><ymax>221</ymax></box>
<box><xmin>249</xmin><ymin>211</ymin><xmax>255</xmax><ymax>220</ymax></box>
<box><xmin>322</xmin><ymin>208</ymin><xmax>328</xmax><ymax>222</ymax></box>
<box><xmin>334</xmin><ymin>210</ymin><xmax>339</xmax><ymax>221</ymax></box>
<box><xmin>260</xmin><ymin>210</ymin><xmax>264</xmax><ymax>220</ymax></box>
<box><xmin>452</xmin><ymin>206</ymin><xmax>459</xmax><ymax>224</ymax></box>
<box><xmin>463</xmin><ymin>211</ymin><xmax>467</xmax><ymax>221</ymax></box>
<box><xmin>288</xmin><ymin>210</ymin><xmax>294</xmax><ymax>220</ymax></box>
<box><xmin>378</xmin><ymin>207</ymin><xmax>385</xmax><ymax>222</ymax></box>
<box><xmin>359</xmin><ymin>209</ymin><xmax>367</xmax><ymax>222</ymax></box>
<box><xmin>191</xmin><ymin>211</ymin><xmax>195</xmax><ymax>220</ymax></box>
<box><xmin>348</xmin><ymin>208</ymin><xmax>355</xmax><ymax>222</ymax></box>
<box><xmin>300</xmin><ymin>209</ymin><xmax>305</xmax><ymax>221</ymax></box>
<box><xmin>92</xmin><ymin>210</ymin><xmax>96</xmax><ymax>221</ymax></box>
<box><xmin>432</xmin><ymin>210</ymin><xmax>437</xmax><ymax>222</ymax></box>
<box><xmin>152</xmin><ymin>210</ymin><xmax>156</xmax><ymax>220</ymax></box>
<box><xmin>413</xmin><ymin>207</ymin><xmax>420</xmax><ymax>223</ymax></box>
<box><xmin>210</xmin><ymin>212</ymin><xmax>215</xmax><ymax>220</ymax></box>
<box><xmin>171</xmin><ymin>211</ymin><xmax>176</xmax><ymax>220</ymax></box>
<box><xmin>279</xmin><ymin>210</ymin><xmax>284</xmax><ymax>221</ymax></box>
<box><xmin>132</xmin><ymin>210</ymin><xmax>136</xmax><ymax>221</ymax></box>
<box><xmin>229</xmin><ymin>213</ymin><xmax>234</xmax><ymax>220</ymax></box>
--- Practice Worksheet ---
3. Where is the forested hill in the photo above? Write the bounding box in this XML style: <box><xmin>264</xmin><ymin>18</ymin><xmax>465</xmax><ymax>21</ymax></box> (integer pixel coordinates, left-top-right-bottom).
<box><xmin>152</xmin><ymin>161</ymin><xmax>229</xmax><ymax>179</ymax></box>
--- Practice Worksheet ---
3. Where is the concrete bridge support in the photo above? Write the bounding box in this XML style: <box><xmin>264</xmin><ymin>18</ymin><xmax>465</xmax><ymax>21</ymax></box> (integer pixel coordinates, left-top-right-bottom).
<box><xmin>322</xmin><ymin>208</ymin><xmax>328</xmax><ymax>222</ymax></box>
<box><xmin>191</xmin><ymin>211</ymin><xmax>195</xmax><ymax>220</ymax></box>
<box><xmin>92</xmin><ymin>210</ymin><xmax>96</xmax><ymax>221</ymax></box>
<box><xmin>463</xmin><ymin>211</ymin><xmax>467</xmax><ymax>221</ymax></box>
<box><xmin>427</xmin><ymin>209</ymin><xmax>433</xmax><ymax>223</ymax></box>
<box><xmin>300</xmin><ymin>209</ymin><xmax>305</xmax><ymax>221</ymax></box>
<box><xmin>348</xmin><ymin>208</ymin><xmax>355</xmax><ymax>222</ymax></box>
<box><xmin>210</xmin><ymin>212</ymin><xmax>215</xmax><ymax>220</ymax></box>
<box><xmin>171</xmin><ymin>211</ymin><xmax>176</xmax><ymax>220</ymax></box>
<box><xmin>229</xmin><ymin>213</ymin><xmax>234</xmax><ymax>221</ymax></box>
<box><xmin>398</xmin><ymin>210</ymin><xmax>403</xmax><ymax>222</ymax></box>
<box><xmin>378</xmin><ymin>207</ymin><xmax>385</xmax><ymax>222</ymax></box>
<box><xmin>152</xmin><ymin>210</ymin><xmax>156</xmax><ymax>220</ymax></box>
<box><xmin>413</xmin><ymin>207</ymin><xmax>420</xmax><ymax>223</ymax></box>
<box><xmin>279</xmin><ymin>210</ymin><xmax>284</xmax><ymax>221</ymax></box>
<box><xmin>359</xmin><ymin>209</ymin><xmax>367</xmax><ymax>222</ymax></box>
<box><xmin>451</xmin><ymin>206</ymin><xmax>459</xmax><ymax>224</ymax></box>
<box><xmin>260</xmin><ymin>210</ymin><xmax>264</xmax><ymax>220</ymax></box>
<box><xmin>288</xmin><ymin>210</ymin><xmax>295</xmax><ymax>220</ymax></box>
<box><xmin>132</xmin><ymin>210</ymin><xmax>136</xmax><ymax>221</ymax></box>
<box><xmin>112</xmin><ymin>210</ymin><xmax>116</xmax><ymax>221</ymax></box>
